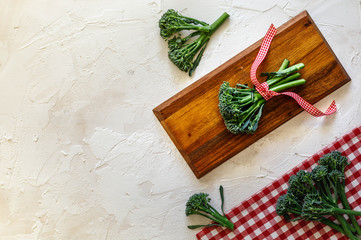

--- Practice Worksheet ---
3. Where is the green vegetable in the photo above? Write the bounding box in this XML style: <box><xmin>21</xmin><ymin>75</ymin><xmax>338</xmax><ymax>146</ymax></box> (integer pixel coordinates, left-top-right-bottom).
<box><xmin>218</xmin><ymin>59</ymin><xmax>305</xmax><ymax>134</ymax></box>
<box><xmin>186</xmin><ymin>186</ymin><xmax>234</xmax><ymax>230</ymax></box>
<box><xmin>302</xmin><ymin>193</ymin><xmax>360</xmax><ymax>240</ymax></box>
<box><xmin>318</xmin><ymin>151</ymin><xmax>361</xmax><ymax>235</ymax></box>
<box><xmin>159</xmin><ymin>9</ymin><xmax>229</xmax><ymax>76</ymax></box>
<box><xmin>276</xmin><ymin>151</ymin><xmax>361</xmax><ymax>240</ymax></box>
<box><xmin>159</xmin><ymin>9</ymin><xmax>210</xmax><ymax>40</ymax></box>
<box><xmin>287</xmin><ymin>170</ymin><xmax>317</xmax><ymax>199</ymax></box>
<box><xmin>276</xmin><ymin>192</ymin><xmax>346</xmax><ymax>234</ymax></box>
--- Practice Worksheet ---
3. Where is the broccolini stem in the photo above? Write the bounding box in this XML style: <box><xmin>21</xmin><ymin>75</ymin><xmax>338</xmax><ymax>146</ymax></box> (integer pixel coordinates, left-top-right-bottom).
<box><xmin>322</xmin><ymin>178</ymin><xmax>336</xmax><ymax>204</ymax></box>
<box><xmin>287</xmin><ymin>211</ymin><xmax>346</xmax><ymax>235</ymax></box>
<box><xmin>269</xmin><ymin>73</ymin><xmax>301</xmax><ymax>88</ymax></box>
<box><xmin>287</xmin><ymin>212</ymin><xmax>346</xmax><ymax>236</ymax></box>
<box><xmin>238</xmin><ymin>99</ymin><xmax>265</xmax><ymax>126</ymax></box>
<box><xmin>167</xmin><ymin>25</ymin><xmax>211</xmax><ymax>33</ymax></box>
<box><xmin>189</xmin><ymin>39</ymin><xmax>209</xmax><ymax>76</ymax></box>
<box><xmin>278</xmin><ymin>59</ymin><xmax>290</xmax><ymax>71</ymax></box>
<box><xmin>187</xmin><ymin>224</ymin><xmax>223</xmax><ymax>229</ymax></box>
<box><xmin>198</xmin><ymin>206</ymin><xmax>234</xmax><ymax>230</ymax></box>
<box><xmin>319</xmin><ymin>218</ymin><xmax>346</xmax><ymax>235</ymax></box>
<box><xmin>331</xmin><ymin>208</ymin><xmax>361</xmax><ymax>216</ymax></box>
<box><xmin>183</xmin><ymin>34</ymin><xmax>208</xmax><ymax>58</ymax></box>
<box><xmin>324</xmin><ymin>192</ymin><xmax>355</xmax><ymax>235</ymax></box>
<box><xmin>278</xmin><ymin>63</ymin><xmax>305</xmax><ymax>75</ymax></box>
<box><xmin>261</xmin><ymin>63</ymin><xmax>305</xmax><ymax>78</ymax></box>
<box><xmin>214</xmin><ymin>215</ymin><xmax>234</xmax><ymax>230</ymax></box>
<box><xmin>263</xmin><ymin>59</ymin><xmax>289</xmax><ymax>87</ymax></box>
<box><xmin>209</xmin><ymin>12</ymin><xmax>230</xmax><ymax>35</ymax></box>
<box><xmin>195</xmin><ymin>210</ymin><xmax>223</xmax><ymax>223</ymax></box>
<box><xmin>266</xmin><ymin>76</ymin><xmax>284</xmax><ymax>87</ymax></box>
<box><xmin>335</xmin><ymin>214</ymin><xmax>359</xmax><ymax>240</ymax></box>
<box><xmin>182</xmin><ymin>31</ymin><xmax>202</xmax><ymax>43</ymax></box>
<box><xmin>220</xmin><ymin>186</ymin><xmax>225</xmax><ymax>215</ymax></box>
<box><xmin>265</xmin><ymin>62</ymin><xmax>303</xmax><ymax>87</ymax></box>
<box><xmin>269</xmin><ymin>79</ymin><xmax>306</xmax><ymax>92</ymax></box>
<box><xmin>237</xmin><ymin>79</ymin><xmax>306</xmax><ymax>106</ymax></box>
<box><xmin>207</xmin><ymin>206</ymin><xmax>234</xmax><ymax>230</ymax></box>
<box><xmin>338</xmin><ymin>186</ymin><xmax>361</xmax><ymax>235</ymax></box>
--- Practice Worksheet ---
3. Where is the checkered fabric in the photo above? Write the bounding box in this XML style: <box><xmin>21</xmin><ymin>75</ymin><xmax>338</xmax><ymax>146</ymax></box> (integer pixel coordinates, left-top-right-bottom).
<box><xmin>196</xmin><ymin>126</ymin><xmax>361</xmax><ymax>240</ymax></box>
<box><xmin>250</xmin><ymin>24</ymin><xmax>337</xmax><ymax>117</ymax></box>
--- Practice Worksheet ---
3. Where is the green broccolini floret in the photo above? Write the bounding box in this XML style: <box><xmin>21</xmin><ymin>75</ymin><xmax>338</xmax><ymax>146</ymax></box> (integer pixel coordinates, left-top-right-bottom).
<box><xmin>287</xmin><ymin>170</ymin><xmax>317</xmax><ymax>199</ymax></box>
<box><xmin>311</xmin><ymin>165</ymin><xmax>336</xmax><ymax>204</ymax></box>
<box><xmin>318</xmin><ymin>151</ymin><xmax>350</xmax><ymax>185</ymax></box>
<box><xmin>328</xmin><ymin>169</ymin><xmax>345</xmax><ymax>186</ymax></box>
<box><xmin>167</xmin><ymin>34</ymin><xmax>209</xmax><ymax>74</ymax></box>
<box><xmin>218</xmin><ymin>59</ymin><xmax>306</xmax><ymax>134</ymax></box>
<box><xmin>159</xmin><ymin>9</ymin><xmax>229</xmax><ymax>76</ymax></box>
<box><xmin>319</xmin><ymin>151</ymin><xmax>350</xmax><ymax>173</ymax></box>
<box><xmin>185</xmin><ymin>186</ymin><xmax>234</xmax><ymax>230</ymax></box>
<box><xmin>159</xmin><ymin>9</ymin><xmax>210</xmax><ymax>40</ymax></box>
<box><xmin>276</xmin><ymin>192</ymin><xmax>304</xmax><ymax>220</ymax></box>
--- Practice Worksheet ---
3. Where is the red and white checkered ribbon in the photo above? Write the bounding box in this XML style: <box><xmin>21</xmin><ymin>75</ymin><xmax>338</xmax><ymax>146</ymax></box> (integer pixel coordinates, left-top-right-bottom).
<box><xmin>250</xmin><ymin>24</ymin><xmax>337</xmax><ymax>117</ymax></box>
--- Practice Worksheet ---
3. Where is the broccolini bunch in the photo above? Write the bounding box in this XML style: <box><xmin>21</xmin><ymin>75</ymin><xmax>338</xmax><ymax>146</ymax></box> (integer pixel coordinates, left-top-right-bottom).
<box><xmin>159</xmin><ymin>9</ymin><xmax>229</xmax><ymax>76</ymax></box>
<box><xmin>276</xmin><ymin>151</ymin><xmax>361</xmax><ymax>240</ymax></box>
<box><xmin>218</xmin><ymin>59</ymin><xmax>306</xmax><ymax>134</ymax></box>
<box><xmin>186</xmin><ymin>185</ymin><xmax>234</xmax><ymax>230</ymax></box>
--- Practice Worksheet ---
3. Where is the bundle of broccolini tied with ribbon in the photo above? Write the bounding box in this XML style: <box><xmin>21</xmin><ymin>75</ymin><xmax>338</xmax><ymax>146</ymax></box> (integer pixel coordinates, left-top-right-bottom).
<box><xmin>219</xmin><ymin>24</ymin><xmax>336</xmax><ymax>135</ymax></box>
<box><xmin>276</xmin><ymin>151</ymin><xmax>361</xmax><ymax>240</ymax></box>
<box><xmin>219</xmin><ymin>59</ymin><xmax>306</xmax><ymax>134</ymax></box>
<box><xmin>159</xmin><ymin>9</ymin><xmax>229</xmax><ymax>76</ymax></box>
<box><xmin>185</xmin><ymin>185</ymin><xmax>234</xmax><ymax>230</ymax></box>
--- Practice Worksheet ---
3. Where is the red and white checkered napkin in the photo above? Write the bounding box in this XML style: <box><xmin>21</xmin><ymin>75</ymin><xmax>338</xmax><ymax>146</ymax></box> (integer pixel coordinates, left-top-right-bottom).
<box><xmin>197</xmin><ymin>126</ymin><xmax>361</xmax><ymax>240</ymax></box>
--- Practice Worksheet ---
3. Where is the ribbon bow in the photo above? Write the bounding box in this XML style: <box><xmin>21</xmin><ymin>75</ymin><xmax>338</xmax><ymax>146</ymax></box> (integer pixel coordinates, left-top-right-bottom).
<box><xmin>250</xmin><ymin>24</ymin><xmax>337</xmax><ymax>117</ymax></box>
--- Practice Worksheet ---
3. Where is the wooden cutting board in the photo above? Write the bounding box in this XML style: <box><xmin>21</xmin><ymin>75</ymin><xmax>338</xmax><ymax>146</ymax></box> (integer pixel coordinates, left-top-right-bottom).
<box><xmin>153</xmin><ymin>11</ymin><xmax>350</xmax><ymax>179</ymax></box>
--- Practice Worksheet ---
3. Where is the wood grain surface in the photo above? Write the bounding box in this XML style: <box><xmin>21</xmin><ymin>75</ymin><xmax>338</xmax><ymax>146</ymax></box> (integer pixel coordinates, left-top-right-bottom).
<box><xmin>153</xmin><ymin>11</ymin><xmax>351</xmax><ymax>179</ymax></box>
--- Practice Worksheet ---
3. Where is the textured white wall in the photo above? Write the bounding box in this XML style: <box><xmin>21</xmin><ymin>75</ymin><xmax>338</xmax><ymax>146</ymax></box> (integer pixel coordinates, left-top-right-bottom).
<box><xmin>0</xmin><ymin>0</ymin><xmax>360</xmax><ymax>239</ymax></box>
